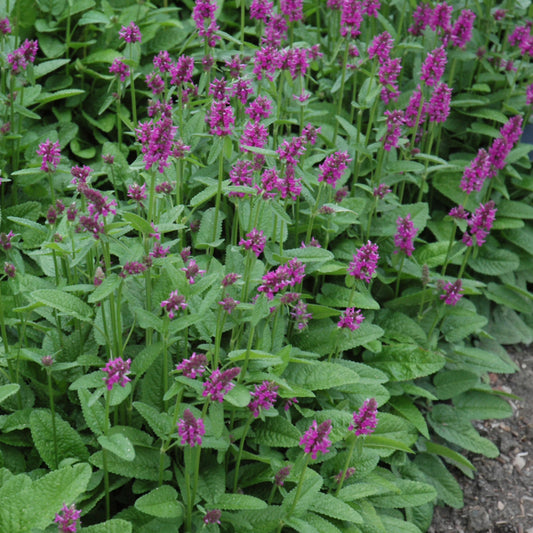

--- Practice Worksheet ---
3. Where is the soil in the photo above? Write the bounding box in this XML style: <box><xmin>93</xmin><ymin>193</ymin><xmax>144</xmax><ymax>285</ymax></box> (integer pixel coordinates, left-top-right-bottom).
<box><xmin>429</xmin><ymin>346</ymin><xmax>533</xmax><ymax>533</ymax></box>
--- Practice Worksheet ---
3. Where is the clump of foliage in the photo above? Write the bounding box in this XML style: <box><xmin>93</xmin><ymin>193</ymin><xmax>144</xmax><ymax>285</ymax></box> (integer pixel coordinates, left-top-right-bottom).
<box><xmin>0</xmin><ymin>0</ymin><xmax>532</xmax><ymax>531</ymax></box>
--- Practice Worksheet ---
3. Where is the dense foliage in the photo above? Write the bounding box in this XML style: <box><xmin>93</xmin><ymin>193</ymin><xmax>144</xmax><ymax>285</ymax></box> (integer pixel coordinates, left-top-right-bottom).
<box><xmin>0</xmin><ymin>0</ymin><xmax>532</xmax><ymax>531</ymax></box>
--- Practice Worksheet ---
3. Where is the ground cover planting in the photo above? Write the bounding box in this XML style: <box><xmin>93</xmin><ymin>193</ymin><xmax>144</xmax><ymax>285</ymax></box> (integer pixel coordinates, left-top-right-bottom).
<box><xmin>0</xmin><ymin>0</ymin><xmax>533</xmax><ymax>531</ymax></box>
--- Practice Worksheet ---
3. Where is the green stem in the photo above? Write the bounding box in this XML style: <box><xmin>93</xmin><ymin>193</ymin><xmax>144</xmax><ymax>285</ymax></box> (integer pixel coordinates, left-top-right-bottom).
<box><xmin>211</xmin><ymin>148</ymin><xmax>225</xmax><ymax>250</ymax></box>
<box><xmin>458</xmin><ymin>245</ymin><xmax>472</xmax><ymax>279</ymax></box>
<box><xmin>103</xmin><ymin>389</ymin><xmax>111</xmax><ymax>520</ymax></box>
<box><xmin>233</xmin><ymin>414</ymin><xmax>253</xmax><ymax>492</ymax></box>
<box><xmin>238</xmin><ymin>324</ymin><xmax>255</xmax><ymax>384</ymax></box>
<box><xmin>285</xmin><ymin>454</ymin><xmax>311</xmax><ymax>520</ymax></box>
<box><xmin>129</xmin><ymin>44</ymin><xmax>137</xmax><ymax>127</ymax></box>
<box><xmin>47</xmin><ymin>368</ymin><xmax>59</xmax><ymax>469</ymax></box>
<box><xmin>394</xmin><ymin>253</ymin><xmax>406</xmax><ymax>298</ymax></box>
<box><xmin>333</xmin><ymin>41</ymin><xmax>350</xmax><ymax>145</ymax></box>
<box><xmin>335</xmin><ymin>436</ymin><xmax>361</xmax><ymax>495</ymax></box>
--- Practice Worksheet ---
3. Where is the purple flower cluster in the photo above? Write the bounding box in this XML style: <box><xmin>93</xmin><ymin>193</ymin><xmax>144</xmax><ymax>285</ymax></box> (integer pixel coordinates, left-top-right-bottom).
<box><xmin>178</xmin><ymin>408</ymin><xmax>205</xmax><ymax>447</ymax></box>
<box><xmin>176</xmin><ymin>353</ymin><xmax>208</xmax><ymax>379</ymax></box>
<box><xmin>136</xmin><ymin>117</ymin><xmax>178</xmax><ymax>173</ymax></box>
<box><xmin>258</xmin><ymin>258</ymin><xmax>306</xmax><ymax>299</ymax></box>
<box><xmin>182</xmin><ymin>258</ymin><xmax>206</xmax><ymax>284</ymax></box>
<box><xmin>54</xmin><ymin>503</ymin><xmax>81</xmax><ymax>532</ymax></box>
<box><xmin>207</xmin><ymin>99</ymin><xmax>235</xmax><ymax>136</ymax></box>
<box><xmin>348</xmin><ymin>241</ymin><xmax>379</xmax><ymax>283</ymax></box>
<box><xmin>109</xmin><ymin>58</ymin><xmax>130</xmax><ymax>81</ymax></box>
<box><xmin>119</xmin><ymin>22</ymin><xmax>142</xmax><ymax>43</ymax></box>
<box><xmin>451</xmin><ymin>9</ymin><xmax>475</xmax><ymax>48</ymax></box>
<box><xmin>7</xmin><ymin>39</ymin><xmax>38</xmax><ymax>74</ymax></box>
<box><xmin>460</xmin><ymin>148</ymin><xmax>491</xmax><ymax>193</ymax></box>
<box><xmin>439</xmin><ymin>279</ymin><xmax>464</xmax><ymax>305</ymax></box>
<box><xmin>341</xmin><ymin>0</ymin><xmax>363</xmax><ymax>39</ymax></box>
<box><xmin>218</xmin><ymin>296</ymin><xmax>239</xmax><ymax>314</ymax></box>
<box><xmin>37</xmin><ymin>139</ymin><xmax>61</xmax><ymax>172</ymax></box>
<box><xmin>289</xmin><ymin>299</ymin><xmax>312</xmax><ymax>330</ymax></box>
<box><xmin>239</xmin><ymin>228</ymin><xmax>266</xmax><ymax>257</ymax></box>
<box><xmin>102</xmin><ymin>357</ymin><xmax>132</xmax><ymax>391</ymax></box>
<box><xmin>275</xmin><ymin>465</ymin><xmax>292</xmax><ymax>486</ymax></box>
<box><xmin>421</xmin><ymin>46</ymin><xmax>447</xmax><ymax>87</ymax></box>
<box><xmin>280</xmin><ymin>0</ymin><xmax>303</xmax><ymax>22</ymax></box>
<box><xmin>0</xmin><ymin>18</ymin><xmax>11</xmax><ymax>35</ymax></box>
<box><xmin>318</xmin><ymin>151</ymin><xmax>352</xmax><ymax>188</ymax></box>
<box><xmin>394</xmin><ymin>214</ymin><xmax>418</xmax><ymax>256</ymax></box>
<box><xmin>382</xmin><ymin>109</ymin><xmax>405</xmax><ymax>151</ymax></box>
<box><xmin>249</xmin><ymin>381</ymin><xmax>279</xmax><ymax>417</ymax></box>
<box><xmin>509</xmin><ymin>23</ymin><xmax>533</xmax><ymax>56</ymax></box>
<box><xmin>204</xmin><ymin>509</ymin><xmax>222</xmax><ymax>525</ymax></box>
<box><xmin>379</xmin><ymin>58</ymin><xmax>402</xmax><ymax>104</ymax></box>
<box><xmin>349</xmin><ymin>398</ymin><xmax>378</xmax><ymax>436</ymax></box>
<box><xmin>368</xmin><ymin>31</ymin><xmax>394</xmax><ymax>64</ymax></box>
<box><xmin>81</xmin><ymin>187</ymin><xmax>117</xmax><ymax>218</ymax></box>
<box><xmin>161</xmin><ymin>290</ymin><xmax>188</xmax><ymax>319</ymax></box>
<box><xmin>193</xmin><ymin>0</ymin><xmax>220</xmax><ymax>46</ymax></box>
<box><xmin>300</xmin><ymin>419</ymin><xmax>332</xmax><ymax>459</ymax></box>
<box><xmin>338</xmin><ymin>307</ymin><xmax>365</xmax><ymax>331</ymax></box>
<box><xmin>427</xmin><ymin>83</ymin><xmax>452</xmax><ymax>123</ymax></box>
<box><xmin>462</xmin><ymin>201</ymin><xmax>497</xmax><ymax>247</ymax></box>
<box><xmin>202</xmin><ymin>367</ymin><xmax>241</xmax><ymax>402</ymax></box>
<box><xmin>120</xmin><ymin>261</ymin><xmax>147</xmax><ymax>277</ymax></box>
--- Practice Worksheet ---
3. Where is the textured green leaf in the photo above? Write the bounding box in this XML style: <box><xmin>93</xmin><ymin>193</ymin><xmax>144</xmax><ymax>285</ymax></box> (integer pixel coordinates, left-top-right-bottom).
<box><xmin>0</xmin><ymin>384</ymin><xmax>20</xmax><ymax>404</ymax></box>
<box><xmin>363</xmin><ymin>344</ymin><xmax>445</xmax><ymax>381</ymax></box>
<box><xmin>225</xmin><ymin>383</ymin><xmax>252</xmax><ymax>407</ymax></box>
<box><xmin>36</xmin><ymin>89</ymin><xmax>86</xmax><ymax>104</ymax></box>
<box><xmin>285</xmin><ymin>361</ymin><xmax>359</xmax><ymax>390</ymax></box>
<box><xmin>306</xmin><ymin>512</ymin><xmax>344</xmax><ymax>533</ymax></box>
<box><xmin>423</xmin><ymin>441</ymin><xmax>475</xmax><ymax>473</ymax></box>
<box><xmin>497</xmin><ymin>199</ymin><xmax>533</xmax><ymax>219</ymax></box>
<box><xmin>98</xmin><ymin>434</ymin><xmax>135</xmax><ymax>461</ymax></box>
<box><xmin>369</xmin><ymin>479</ymin><xmax>437</xmax><ymax>508</ymax></box>
<box><xmin>135</xmin><ymin>485</ymin><xmax>182</xmax><ymax>518</ymax></box>
<box><xmin>433</xmin><ymin>370</ymin><xmax>479</xmax><ymax>400</ymax></box>
<box><xmin>130</xmin><ymin>342</ymin><xmax>164</xmax><ymax>379</ymax></box>
<box><xmin>441</xmin><ymin>306</ymin><xmax>488</xmax><ymax>343</ymax></box>
<box><xmin>196</xmin><ymin>207</ymin><xmax>225</xmax><ymax>247</ymax></box>
<box><xmin>216</xmin><ymin>493</ymin><xmax>267</xmax><ymax>510</ymax></box>
<box><xmin>380</xmin><ymin>515</ymin><xmax>424</xmax><ymax>533</ymax></box>
<box><xmin>486</xmin><ymin>282</ymin><xmax>533</xmax><ymax>314</ymax></box>
<box><xmin>487</xmin><ymin>307</ymin><xmax>533</xmax><ymax>345</ymax></box>
<box><xmin>318</xmin><ymin>283</ymin><xmax>380</xmax><ymax>309</ymax></box>
<box><xmin>364</xmin><ymin>435</ymin><xmax>414</xmax><ymax>453</ymax></box>
<box><xmin>413</xmin><ymin>242</ymin><xmax>449</xmax><ymax>267</ymax></box>
<box><xmin>133</xmin><ymin>401</ymin><xmax>172</xmax><ymax>440</ymax></box>
<box><xmin>505</xmin><ymin>225</ymin><xmax>533</xmax><ymax>255</ymax></box>
<box><xmin>414</xmin><ymin>454</ymin><xmax>464</xmax><ymax>509</ymax></box>
<box><xmin>34</xmin><ymin>59</ymin><xmax>70</xmax><ymax>79</ymax></box>
<box><xmin>310</xmin><ymin>492</ymin><xmax>363</xmax><ymax>523</ymax></box>
<box><xmin>277</xmin><ymin>247</ymin><xmax>334</xmax><ymax>263</ymax></box>
<box><xmin>0</xmin><ymin>464</ymin><xmax>92</xmax><ymax>531</ymax></box>
<box><xmin>31</xmin><ymin>289</ymin><xmax>93</xmax><ymax>321</ymax></box>
<box><xmin>282</xmin><ymin>469</ymin><xmax>323</xmax><ymax>516</ymax></box>
<box><xmin>454</xmin><ymin>391</ymin><xmax>513</xmax><ymax>420</ymax></box>
<box><xmin>90</xmin><ymin>446</ymin><xmax>168</xmax><ymax>481</ymax></box>
<box><xmin>451</xmin><ymin>346</ymin><xmax>517</xmax><ymax>374</ymax></box>
<box><xmin>429</xmin><ymin>404</ymin><xmax>499</xmax><ymax>458</ymax></box>
<box><xmin>82</xmin><ymin>519</ymin><xmax>133</xmax><ymax>533</ymax></box>
<box><xmin>88</xmin><ymin>273</ymin><xmax>122</xmax><ymax>303</ymax></box>
<box><xmin>78</xmin><ymin>388</ymin><xmax>106</xmax><ymax>436</ymax></box>
<box><xmin>469</xmin><ymin>246</ymin><xmax>520</xmax><ymax>275</ymax></box>
<box><xmin>122</xmin><ymin>212</ymin><xmax>156</xmax><ymax>235</ymax></box>
<box><xmin>376</xmin><ymin>310</ymin><xmax>426</xmax><ymax>345</ymax></box>
<box><xmin>196</xmin><ymin>461</ymin><xmax>225</xmax><ymax>504</ymax></box>
<box><xmin>254</xmin><ymin>416</ymin><xmax>301</xmax><ymax>447</ymax></box>
<box><xmin>389</xmin><ymin>396</ymin><xmax>429</xmax><ymax>439</ymax></box>
<box><xmin>30</xmin><ymin>409</ymin><xmax>89</xmax><ymax>468</ymax></box>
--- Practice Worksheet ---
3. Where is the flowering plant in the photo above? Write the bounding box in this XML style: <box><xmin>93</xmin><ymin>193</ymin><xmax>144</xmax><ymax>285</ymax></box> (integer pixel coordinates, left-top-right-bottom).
<box><xmin>0</xmin><ymin>1</ymin><xmax>530</xmax><ymax>532</ymax></box>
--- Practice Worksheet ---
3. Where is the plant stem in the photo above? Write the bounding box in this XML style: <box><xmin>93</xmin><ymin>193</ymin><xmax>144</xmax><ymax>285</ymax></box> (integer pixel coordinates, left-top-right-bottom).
<box><xmin>46</xmin><ymin>368</ymin><xmax>59</xmax><ymax>469</ymax></box>
<box><xmin>211</xmin><ymin>148</ymin><xmax>225</xmax><ymax>249</ymax></box>
<box><xmin>233</xmin><ymin>414</ymin><xmax>253</xmax><ymax>492</ymax></box>
<box><xmin>394</xmin><ymin>253</ymin><xmax>406</xmax><ymax>298</ymax></box>
<box><xmin>285</xmin><ymin>454</ymin><xmax>311</xmax><ymax>521</ymax></box>
<box><xmin>335</xmin><ymin>436</ymin><xmax>361</xmax><ymax>495</ymax></box>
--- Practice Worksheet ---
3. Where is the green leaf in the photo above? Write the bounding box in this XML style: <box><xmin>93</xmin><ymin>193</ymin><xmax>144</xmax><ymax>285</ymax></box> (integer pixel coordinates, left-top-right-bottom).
<box><xmin>88</xmin><ymin>273</ymin><xmax>121</xmax><ymax>303</ymax></box>
<box><xmin>310</xmin><ymin>492</ymin><xmax>363</xmax><ymax>523</ymax></box>
<box><xmin>282</xmin><ymin>468</ymin><xmax>323</xmax><ymax>516</ymax></box>
<box><xmin>429</xmin><ymin>404</ymin><xmax>499</xmax><ymax>458</ymax></box>
<box><xmin>254</xmin><ymin>417</ymin><xmax>302</xmax><ymax>447</ymax></box>
<box><xmin>413</xmin><ymin>242</ymin><xmax>449</xmax><ymax>268</ymax></box>
<box><xmin>98</xmin><ymin>434</ymin><xmax>135</xmax><ymax>461</ymax></box>
<box><xmin>486</xmin><ymin>282</ymin><xmax>533</xmax><ymax>314</ymax></box>
<box><xmin>454</xmin><ymin>391</ymin><xmax>513</xmax><ymax>420</ymax></box>
<box><xmin>414</xmin><ymin>453</ymin><xmax>464</xmax><ymax>508</ymax></box>
<box><xmin>216</xmin><ymin>493</ymin><xmax>268</xmax><ymax>510</ymax></box>
<box><xmin>441</xmin><ymin>303</ymin><xmax>488</xmax><ymax>343</ymax></box>
<box><xmin>497</xmin><ymin>199</ymin><xmax>533</xmax><ymax>219</ymax></box>
<box><xmin>363</xmin><ymin>344</ymin><xmax>445</xmax><ymax>381</ymax></box>
<box><xmin>434</xmin><ymin>370</ymin><xmax>479</xmax><ymax>400</ymax></box>
<box><xmin>369</xmin><ymin>479</ymin><xmax>437</xmax><ymax>508</ymax></box>
<box><xmin>133</xmin><ymin>401</ymin><xmax>172</xmax><ymax>439</ymax></box>
<box><xmin>196</xmin><ymin>207</ymin><xmax>225</xmax><ymax>248</ymax></box>
<box><xmin>423</xmin><ymin>441</ymin><xmax>475</xmax><ymax>474</ymax></box>
<box><xmin>190</xmin><ymin>183</ymin><xmax>218</xmax><ymax>208</ymax></box>
<box><xmin>487</xmin><ymin>307</ymin><xmax>533</xmax><ymax>345</ymax></box>
<box><xmin>0</xmin><ymin>384</ymin><xmax>20</xmax><ymax>404</ymax></box>
<box><xmin>30</xmin><ymin>409</ymin><xmax>89</xmax><ymax>468</ymax></box>
<box><xmin>135</xmin><ymin>485</ymin><xmax>182</xmax><ymax>518</ymax></box>
<box><xmin>31</xmin><ymin>289</ymin><xmax>93</xmax><ymax>322</ymax></box>
<box><xmin>284</xmin><ymin>361</ymin><xmax>359</xmax><ymax>390</ymax></box>
<box><xmin>277</xmin><ymin>247</ymin><xmax>334</xmax><ymax>263</ymax></box>
<box><xmin>130</xmin><ymin>342</ymin><xmax>164</xmax><ymax>379</ymax></box>
<box><xmin>380</xmin><ymin>515</ymin><xmax>424</xmax><ymax>533</ymax></box>
<box><xmin>224</xmin><ymin>384</ymin><xmax>251</xmax><ymax>407</ymax></box>
<box><xmin>82</xmin><ymin>519</ymin><xmax>133</xmax><ymax>533</ymax></box>
<box><xmin>90</xmin><ymin>446</ymin><xmax>168</xmax><ymax>481</ymax></box>
<box><xmin>78</xmin><ymin>388</ymin><xmax>106</xmax><ymax>436</ymax></box>
<box><xmin>34</xmin><ymin>59</ymin><xmax>70</xmax><ymax>79</ymax></box>
<box><xmin>122</xmin><ymin>212</ymin><xmax>156</xmax><ymax>235</ymax></box>
<box><xmin>36</xmin><ymin>89</ymin><xmax>86</xmax><ymax>104</ymax></box>
<box><xmin>451</xmin><ymin>346</ymin><xmax>517</xmax><ymax>374</ymax></box>
<box><xmin>468</xmin><ymin>247</ymin><xmax>520</xmax><ymax>275</ymax></box>
<box><xmin>505</xmin><ymin>225</ymin><xmax>533</xmax><ymax>255</ymax></box>
<box><xmin>364</xmin><ymin>435</ymin><xmax>414</xmax><ymax>454</ymax></box>
<box><xmin>389</xmin><ymin>396</ymin><xmax>429</xmax><ymax>439</ymax></box>
<box><xmin>135</xmin><ymin>308</ymin><xmax>164</xmax><ymax>334</ymax></box>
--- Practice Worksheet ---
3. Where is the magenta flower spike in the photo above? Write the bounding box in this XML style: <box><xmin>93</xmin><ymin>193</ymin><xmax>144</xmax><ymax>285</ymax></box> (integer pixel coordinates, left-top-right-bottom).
<box><xmin>394</xmin><ymin>214</ymin><xmax>418</xmax><ymax>256</ymax></box>
<box><xmin>239</xmin><ymin>228</ymin><xmax>266</xmax><ymax>257</ymax></box>
<box><xmin>102</xmin><ymin>357</ymin><xmax>131</xmax><ymax>390</ymax></box>
<box><xmin>118</xmin><ymin>21</ymin><xmax>142</xmax><ymax>43</ymax></box>
<box><xmin>161</xmin><ymin>290</ymin><xmax>188</xmax><ymax>319</ymax></box>
<box><xmin>348</xmin><ymin>241</ymin><xmax>379</xmax><ymax>283</ymax></box>
<box><xmin>440</xmin><ymin>279</ymin><xmax>464</xmax><ymax>305</ymax></box>
<box><xmin>349</xmin><ymin>398</ymin><xmax>378</xmax><ymax>436</ymax></box>
<box><xmin>300</xmin><ymin>419</ymin><xmax>332</xmax><ymax>459</ymax></box>
<box><xmin>54</xmin><ymin>503</ymin><xmax>81</xmax><ymax>532</ymax></box>
<box><xmin>177</xmin><ymin>408</ymin><xmax>206</xmax><ymax>447</ymax></box>
<box><xmin>202</xmin><ymin>367</ymin><xmax>241</xmax><ymax>402</ymax></box>
<box><xmin>337</xmin><ymin>308</ymin><xmax>365</xmax><ymax>331</ymax></box>
<box><xmin>248</xmin><ymin>381</ymin><xmax>279</xmax><ymax>417</ymax></box>
<box><xmin>37</xmin><ymin>139</ymin><xmax>61</xmax><ymax>172</ymax></box>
